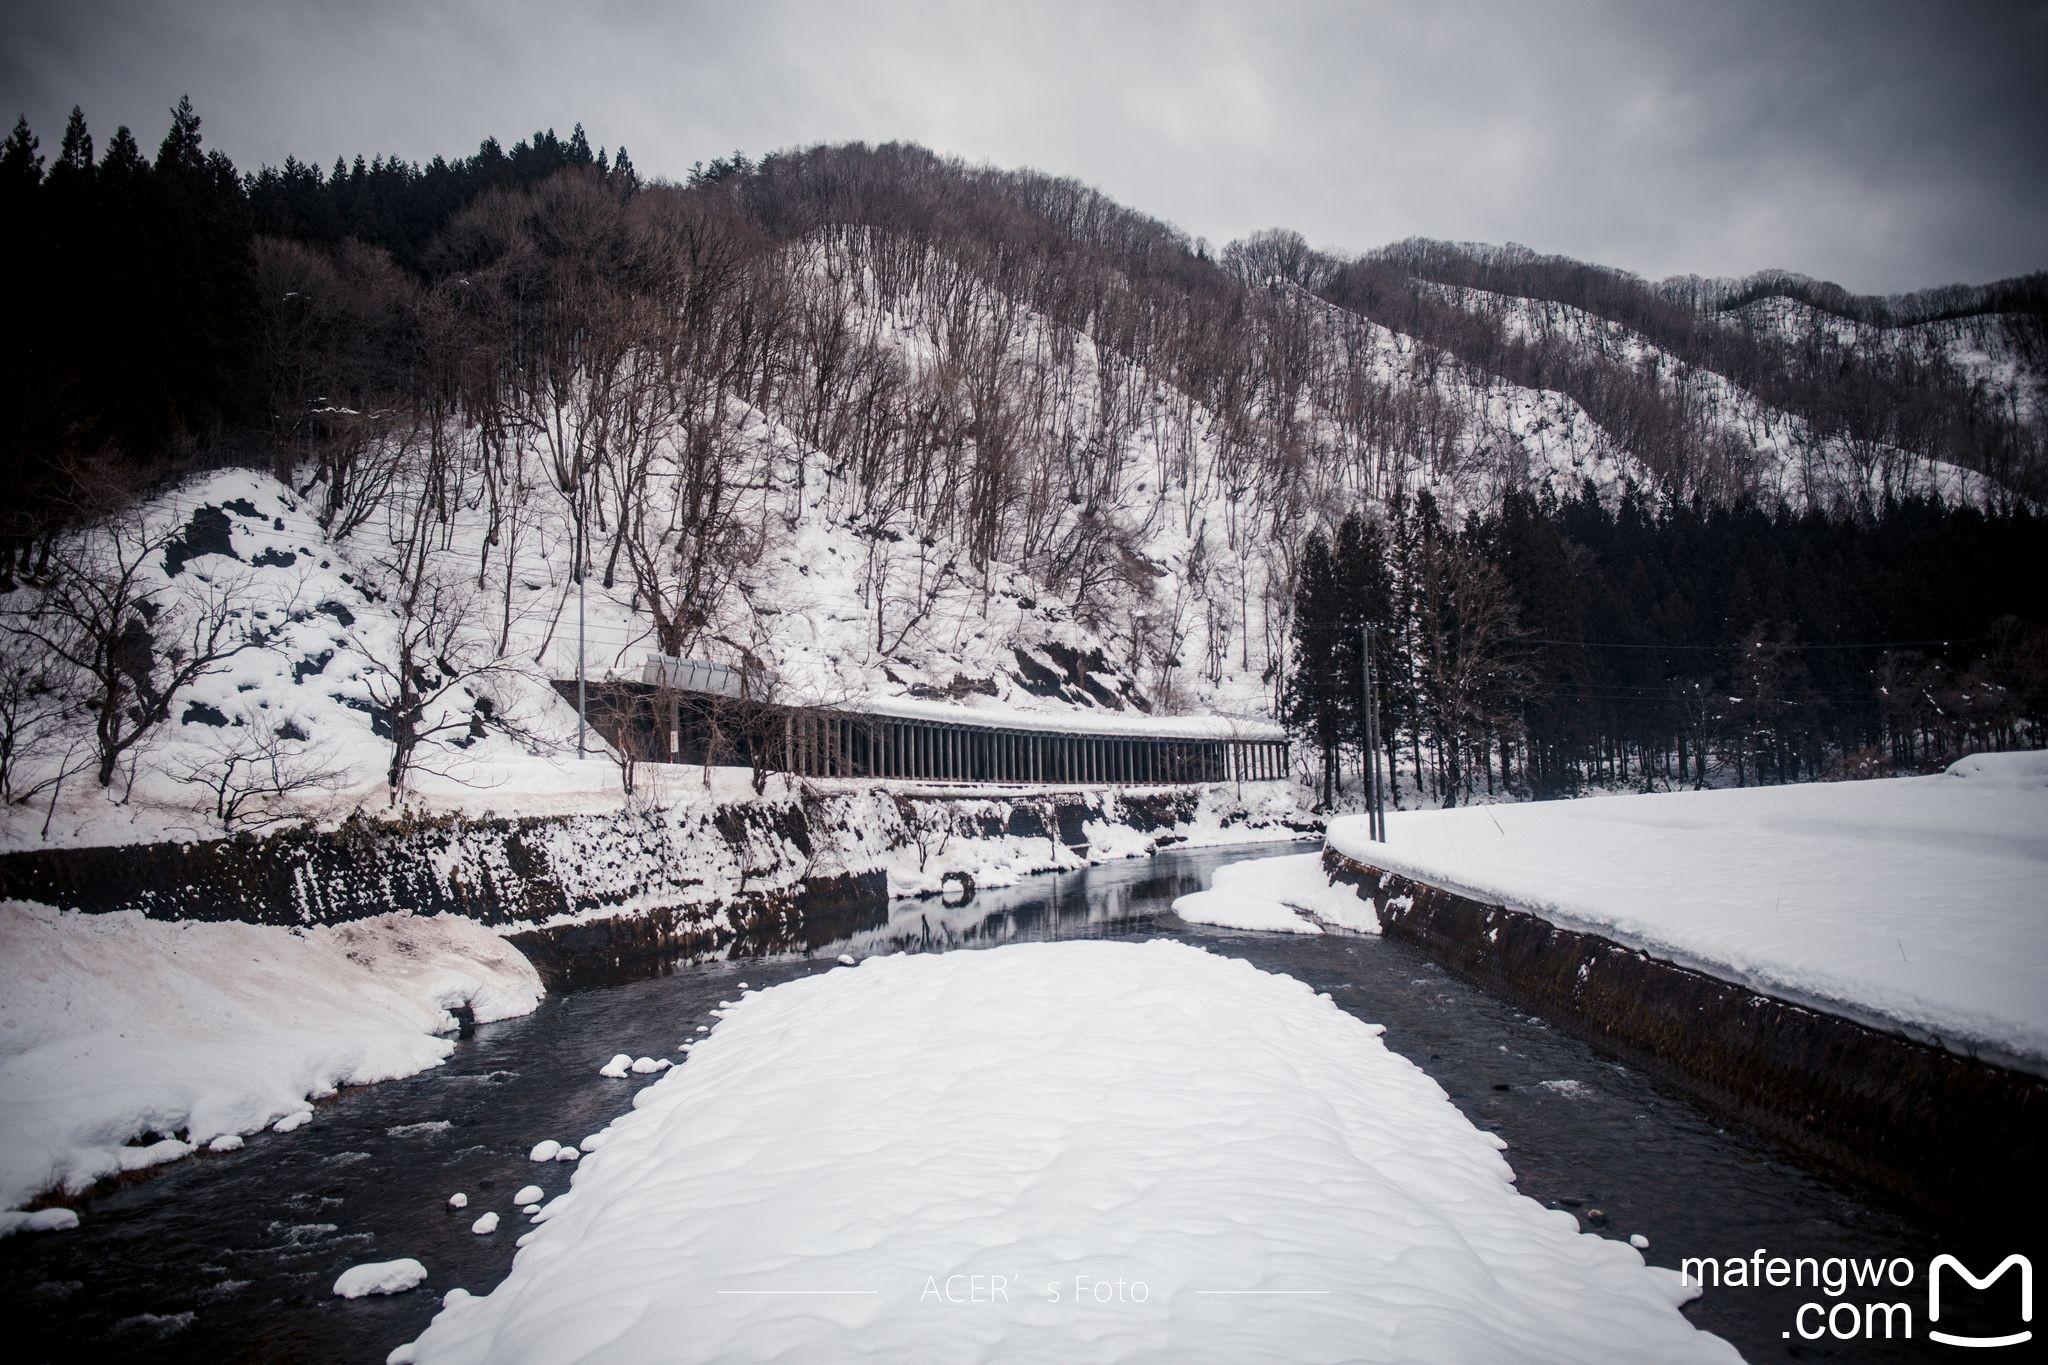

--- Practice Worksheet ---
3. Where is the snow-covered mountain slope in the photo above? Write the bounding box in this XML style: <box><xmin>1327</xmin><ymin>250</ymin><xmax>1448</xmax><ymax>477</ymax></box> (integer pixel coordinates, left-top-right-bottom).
<box><xmin>2</xmin><ymin>167</ymin><xmax>2039</xmax><ymax>842</ymax></box>
<box><xmin>1727</xmin><ymin>295</ymin><xmax>2046</xmax><ymax>423</ymax></box>
<box><xmin>1428</xmin><ymin>283</ymin><xmax>2003</xmax><ymax>506</ymax></box>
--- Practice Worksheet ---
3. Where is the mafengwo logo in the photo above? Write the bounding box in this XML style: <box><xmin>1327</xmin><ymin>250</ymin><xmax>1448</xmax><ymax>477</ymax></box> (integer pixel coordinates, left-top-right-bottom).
<box><xmin>1928</xmin><ymin>1254</ymin><xmax>2031</xmax><ymax>1349</ymax></box>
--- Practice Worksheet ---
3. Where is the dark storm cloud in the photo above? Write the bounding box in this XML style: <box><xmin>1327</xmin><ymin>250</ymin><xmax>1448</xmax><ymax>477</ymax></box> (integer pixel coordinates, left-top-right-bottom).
<box><xmin>4</xmin><ymin>0</ymin><xmax>2043</xmax><ymax>293</ymax></box>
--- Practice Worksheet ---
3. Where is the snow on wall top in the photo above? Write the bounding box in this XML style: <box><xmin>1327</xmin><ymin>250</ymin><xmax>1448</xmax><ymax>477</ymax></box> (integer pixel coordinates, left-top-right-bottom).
<box><xmin>1328</xmin><ymin>753</ymin><xmax>2048</xmax><ymax>1074</ymax></box>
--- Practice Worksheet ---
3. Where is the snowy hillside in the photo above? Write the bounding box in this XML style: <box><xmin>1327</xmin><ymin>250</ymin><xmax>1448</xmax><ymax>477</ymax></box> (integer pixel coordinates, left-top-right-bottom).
<box><xmin>1727</xmin><ymin>295</ymin><xmax>2046</xmax><ymax>423</ymax></box>
<box><xmin>4</xmin><ymin>147</ymin><xmax>2042</xmax><ymax>839</ymax></box>
<box><xmin>1428</xmin><ymin>282</ymin><xmax>2001</xmax><ymax>506</ymax></box>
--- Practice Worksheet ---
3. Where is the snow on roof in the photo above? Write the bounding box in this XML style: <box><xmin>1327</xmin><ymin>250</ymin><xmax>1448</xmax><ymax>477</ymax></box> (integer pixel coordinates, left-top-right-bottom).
<box><xmin>843</xmin><ymin>690</ymin><xmax>1285</xmax><ymax>740</ymax></box>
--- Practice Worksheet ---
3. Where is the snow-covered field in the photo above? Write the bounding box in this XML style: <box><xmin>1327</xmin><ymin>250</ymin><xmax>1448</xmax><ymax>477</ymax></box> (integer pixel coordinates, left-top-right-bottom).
<box><xmin>0</xmin><ymin>906</ymin><xmax>542</xmax><ymax>1214</ymax></box>
<box><xmin>1327</xmin><ymin>752</ymin><xmax>2048</xmax><ymax>1073</ymax></box>
<box><xmin>393</xmin><ymin>940</ymin><xmax>1734</xmax><ymax>1364</ymax></box>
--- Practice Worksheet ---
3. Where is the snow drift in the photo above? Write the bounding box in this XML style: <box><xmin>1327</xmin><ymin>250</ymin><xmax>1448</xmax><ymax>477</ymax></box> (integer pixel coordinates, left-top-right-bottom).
<box><xmin>0</xmin><ymin>905</ymin><xmax>542</xmax><ymax>1211</ymax></box>
<box><xmin>395</xmin><ymin>940</ymin><xmax>1734</xmax><ymax>1364</ymax></box>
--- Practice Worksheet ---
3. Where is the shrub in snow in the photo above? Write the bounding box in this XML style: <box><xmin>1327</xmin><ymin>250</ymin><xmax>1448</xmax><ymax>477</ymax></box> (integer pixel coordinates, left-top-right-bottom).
<box><xmin>527</xmin><ymin>1140</ymin><xmax>561</xmax><ymax>1162</ymax></box>
<box><xmin>469</xmin><ymin>1212</ymin><xmax>499</xmax><ymax>1235</ymax></box>
<box><xmin>334</xmin><ymin>1258</ymin><xmax>427</xmax><ymax>1298</ymax></box>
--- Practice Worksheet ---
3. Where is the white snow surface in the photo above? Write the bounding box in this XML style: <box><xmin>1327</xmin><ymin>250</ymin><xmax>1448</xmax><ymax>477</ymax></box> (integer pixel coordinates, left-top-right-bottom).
<box><xmin>1327</xmin><ymin>753</ymin><xmax>2048</xmax><ymax>1071</ymax></box>
<box><xmin>1169</xmin><ymin>888</ymin><xmax>1321</xmax><ymax>934</ymax></box>
<box><xmin>0</xmin><ymin>906</ymin><xmax>542</xmax><ymax>1211</ymax></box>
<box><xmin>0</xmin><ymin>1206</ymin><xmax>80</xmax><ymax>1238</ymax></box>
<box><xmin>398</xmin><ymin>940</ymin><xmax>1733</xmax><ymax>1364</ymax></box>
<box><xmin>1212</xmin><ymin>852</ymin><xmax>1378</xmax><ymax>932</ymax></box>
<box><xmin>334</xmin><ymin>1258</ymin><xmax>429</xmax><ymax>1298</ymax></box>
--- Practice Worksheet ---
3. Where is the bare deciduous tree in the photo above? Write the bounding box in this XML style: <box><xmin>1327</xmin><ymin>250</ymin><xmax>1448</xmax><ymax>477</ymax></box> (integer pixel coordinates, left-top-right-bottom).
<box><xmin>2</xmin><ymin>508</ymin><xmax>291</xmax><ymax>791</ymax></box>
<box><xmin>168</xmin><ymin>711</ymin><xmax>346</xmax><ymax>832</ymax></box>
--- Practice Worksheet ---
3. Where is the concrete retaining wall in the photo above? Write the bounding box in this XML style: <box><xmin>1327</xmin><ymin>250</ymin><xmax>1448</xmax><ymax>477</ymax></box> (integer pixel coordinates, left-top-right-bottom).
<box><xmin>0</xmin><ymin>785</ymin><xmax>1289</xmax><ymax>989</ymax></box>
<box><xmin>1323</xmin><ymin>848</ymin><xmax>2047</xmax><ymax>1232</ymax></box>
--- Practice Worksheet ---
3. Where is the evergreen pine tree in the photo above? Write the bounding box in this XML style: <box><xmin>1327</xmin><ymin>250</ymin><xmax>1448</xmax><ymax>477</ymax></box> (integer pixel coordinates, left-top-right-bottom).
<box><xmin>54</xmin><ymin>106</ymin><xmax>92</xmax><ymax>179</ymax></box>
<box><xmin>154</xmin><ymin>95</ymin><xmax>204</xmax><ymax>175</ymax></box>
<box><xmin>1</xmin><ymin>114</ymin><xmax>42</xmax><ymax>191</ymax></box>
<box><xmin>1285</xmin><ymin>532</ymin><xmax>1346</xmax><ymax>807</ymax></box>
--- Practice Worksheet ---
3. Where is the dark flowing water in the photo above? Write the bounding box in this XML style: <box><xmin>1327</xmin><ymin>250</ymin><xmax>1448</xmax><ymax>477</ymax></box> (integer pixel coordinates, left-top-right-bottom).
<box><xmin>2</xmin><ymin>841</ymin><xmax>2027</xmax><ymax>1363</ymax></box>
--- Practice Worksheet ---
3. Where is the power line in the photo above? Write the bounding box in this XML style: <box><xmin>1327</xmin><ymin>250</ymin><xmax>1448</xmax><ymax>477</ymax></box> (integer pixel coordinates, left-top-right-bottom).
<box><xmin>1519</xmin><ymin>636</ymin><xmax>1982</xmax><ymax>653</ymax></box>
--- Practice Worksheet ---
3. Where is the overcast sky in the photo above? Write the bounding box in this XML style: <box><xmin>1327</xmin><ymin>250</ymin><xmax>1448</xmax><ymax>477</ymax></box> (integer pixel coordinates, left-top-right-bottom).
<box><xmin>4</xmin><ymin>0</ymin><xmax>2043</xmax><ymax>294</ymax></box>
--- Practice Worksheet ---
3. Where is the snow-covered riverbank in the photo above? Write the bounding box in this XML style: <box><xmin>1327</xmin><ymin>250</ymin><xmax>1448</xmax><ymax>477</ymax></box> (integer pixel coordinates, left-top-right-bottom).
<box><xmin>394</xmin><ymin>939</ymin><xmax>1736</xmax><ymax>1364</ymax></box>
<box><xmin>1327</xmin><ymin>751</ymin><xmax>2048</xmax><ymax>1073</ymax></box>
<box><xmin>0</xmin><ymin>779</ymin><xmax>1308</xmax><ymax>1219</ymax></box>
<box><xmin>0</xmin><ymin>907</ymin><xmax>542</xmax><ymax>1218</ymax></box>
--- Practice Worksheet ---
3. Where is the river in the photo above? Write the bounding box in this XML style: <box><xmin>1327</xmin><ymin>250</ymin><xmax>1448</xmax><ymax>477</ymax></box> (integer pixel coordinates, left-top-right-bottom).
<box><xmin>1</xmin><ymin>841</ymin><xmax>1990</xmax><ymax>1362</ymax></box>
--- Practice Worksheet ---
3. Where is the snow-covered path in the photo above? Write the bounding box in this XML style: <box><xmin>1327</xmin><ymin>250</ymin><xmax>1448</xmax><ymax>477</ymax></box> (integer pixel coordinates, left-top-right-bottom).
<box><xmin>1327</xmin><ymin>752</ymin><xmax>2048</xmax><ymax>1073</ymax></box>
<box><xmin>397</xmin><ymin>939</ymin><xmax>1736</xmax><ymax>1364</ymax></box>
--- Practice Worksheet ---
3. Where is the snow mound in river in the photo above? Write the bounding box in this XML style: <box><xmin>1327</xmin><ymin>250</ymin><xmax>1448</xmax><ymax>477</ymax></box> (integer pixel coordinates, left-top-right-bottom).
<box><xmin>399</xmin><ymin>939</ymin><xmax>1735</xmax><ymax>1364</ymax></box>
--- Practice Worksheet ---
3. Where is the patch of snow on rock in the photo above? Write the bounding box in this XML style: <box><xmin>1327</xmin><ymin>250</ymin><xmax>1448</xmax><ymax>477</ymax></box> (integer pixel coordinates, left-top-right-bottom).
<box><xmin>334</xmin><ymin>1258</ymin><xmax>428</xmax><ymax>1299</ymax></box>
<box><xmin>0</xmin><ymin>1207</ymin><xmax>80</xmax><ymax>1238</ymax></box>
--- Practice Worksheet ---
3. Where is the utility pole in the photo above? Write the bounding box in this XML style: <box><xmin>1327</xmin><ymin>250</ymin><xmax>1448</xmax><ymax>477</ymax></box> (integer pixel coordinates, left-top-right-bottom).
<box><xmin>1362</xmin><ymin>623</ymin><xmax>1386</xmax><ymax>842</ymax></box>
<box><xmin>576</xmin><ymin>492</ymin><xmax>587</xmax><ymax>761</ymax></box>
